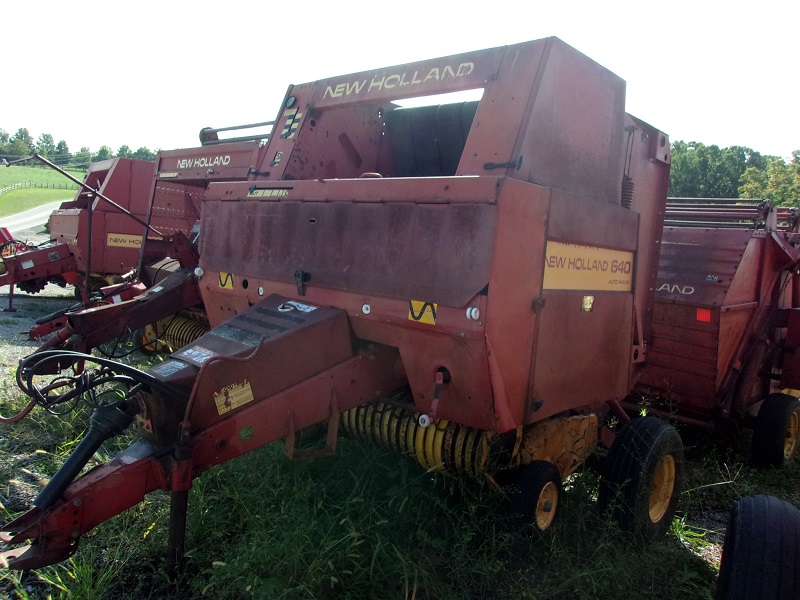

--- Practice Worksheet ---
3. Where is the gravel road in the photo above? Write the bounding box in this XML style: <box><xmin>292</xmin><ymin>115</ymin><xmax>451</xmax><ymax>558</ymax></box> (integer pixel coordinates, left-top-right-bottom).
<box><xmin>0</xmin><ymin>225</ymin><xmax>76</xmax><ymax>387</ymax></box>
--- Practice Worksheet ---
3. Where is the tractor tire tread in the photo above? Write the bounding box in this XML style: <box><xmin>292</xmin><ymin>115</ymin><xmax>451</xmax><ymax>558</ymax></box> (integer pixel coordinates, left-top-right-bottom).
<box><xmin>716</xmin><ymin>495</ymin><xmax>800</xmax><ymax>600</ymax></box>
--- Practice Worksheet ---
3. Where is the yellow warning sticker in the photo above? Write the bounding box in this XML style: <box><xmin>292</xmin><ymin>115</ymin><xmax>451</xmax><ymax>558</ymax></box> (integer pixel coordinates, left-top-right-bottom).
<box><xmin>543</xmin><ymin>241</ymin><xmax>634</xmax><ymax>292</ymax></box>
<box><xmin>408</xmin><ymin>300</ymin><xmax>437</xmax><ymax>325</ymax></box>
<box><xmin>280</xmin><ymin>108</ymin><xmax>302</xmax><ymax>139</ymax></box>
<box><xmin>247</xmin><ymin>187</ymin><xmax>290</xmax><ymax>199</ymax></box>
<box><xmin>214</xmin><ymin>379</ymin><xmax>255</xmax><ymax>415</ymax></box>
<box><xmin>218</xmin><ymin>272</ymin><xmax>234</xmax><ymax>289</ymax></box>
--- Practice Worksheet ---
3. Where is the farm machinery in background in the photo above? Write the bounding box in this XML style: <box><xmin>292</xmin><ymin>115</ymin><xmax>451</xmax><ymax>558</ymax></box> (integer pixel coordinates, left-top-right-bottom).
<box><xmin>632</xmin><ymin>197</ymin><xmax>800</xmax><ymax>466</ymax></box>
<box><xmin>1</xmin><ymin>140</ymin><xmax>267</xmax><ymax>354</ymax></box>
<box><xmin>0</xmin><ymin>157</ymin><xmax>155</xmax><ymax>309</ymax></box>
<box><xmin>0</xmin><ymin>35</ymin><xmax>797</xmax><ymax>575</ymax></box>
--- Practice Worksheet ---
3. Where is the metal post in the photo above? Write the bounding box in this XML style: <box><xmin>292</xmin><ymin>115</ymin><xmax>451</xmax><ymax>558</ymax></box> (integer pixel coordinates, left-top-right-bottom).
<box><xmin>4</xmin><ymin>283</ymin><xmax>17</xmax><ymax>312</ymax></box>
<box><xmin>167</xmin><ymin>489</ymin><xmax>189</xmax><ymax>576</ymax></box>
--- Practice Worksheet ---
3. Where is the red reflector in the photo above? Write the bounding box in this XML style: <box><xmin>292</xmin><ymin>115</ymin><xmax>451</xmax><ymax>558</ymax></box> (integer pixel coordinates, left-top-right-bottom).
<box><xmin>696</xmin><ymin>308</ymin><xmax>712</xmax><ymax>323</ymax></box>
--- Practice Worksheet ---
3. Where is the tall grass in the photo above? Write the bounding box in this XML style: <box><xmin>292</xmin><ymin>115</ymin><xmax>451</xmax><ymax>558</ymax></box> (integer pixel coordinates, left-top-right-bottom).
<box><xmin>1</xmin><ymin>368</ymin><xmax>797</xmax><ymax>598</ymax></box>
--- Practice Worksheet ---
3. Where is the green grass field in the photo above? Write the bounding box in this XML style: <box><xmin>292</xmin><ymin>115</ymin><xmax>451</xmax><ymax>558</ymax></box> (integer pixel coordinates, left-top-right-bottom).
<box><xmin>0</xmin><ymin>353</ymin><xmax>797</xmax><ymax>600</ymax></box>
<box><xmin>0</xmin><ymin>165</ymin><xmax>82</xmax><ymax>217</ymax></box>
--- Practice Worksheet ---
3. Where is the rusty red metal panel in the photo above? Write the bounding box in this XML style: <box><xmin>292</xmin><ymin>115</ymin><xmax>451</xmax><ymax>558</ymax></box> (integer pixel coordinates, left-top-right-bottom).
<box><xmin>200</xmin><ymin>178</ymin><xmax>498</xmax><ymax>308</ymax></box>
<box><xmin>510</xmin><ymin>39</ymin><xmax>625</xmax><ymax>205</ymax></box>
<box><xmin>155</xmin><ymin>141</ymin><xmax>261</xmax><ymax>181</ymax></box>
<box><xmin>637</xmin><ymin>302</ymin><xmax>720</xmax><ymax>408</ymax></box>
<box><xmin>311</xmin><ymin>47</ymin><xmax>505</xmax><ymax>109</ymax></box>
<box><xmin>781</xmin><ymin>308</ymin><xmax>800</xmax><ymax>389</ymax></box>
<box><xmin>484</xmin><ymin>180</ymin><xmax>549</xmax><ymax>429</ymax></box>
<box><xmin>655</xmin><ymin>227</ymin><xmax>752</xmax><ymax>306</ymax></box>
<box><xmin>530</xmin><ymin>292</ymin><xmax>634</xmax><ymax>421</ymax></box>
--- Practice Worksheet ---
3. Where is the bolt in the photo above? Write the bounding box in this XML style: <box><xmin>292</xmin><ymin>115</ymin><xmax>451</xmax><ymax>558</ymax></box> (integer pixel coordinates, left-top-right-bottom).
<box><xmin>73</xmin><ymin>498</ymin><xmax>82</xmax><ymax>507</ymax></box>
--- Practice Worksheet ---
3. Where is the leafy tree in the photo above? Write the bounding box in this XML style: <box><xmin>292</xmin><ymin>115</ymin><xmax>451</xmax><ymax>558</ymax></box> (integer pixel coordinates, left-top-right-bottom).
<box><xmin>92</xmin><ymin>145</ymin><xmax>114</xmax><ymax>162</ymax></box>
<box><xmin>54</xmin><ymin>140</ymin><xmax>70</xmax><ymax>164</ymax></box>
<box><xmin>36</xmin><ymin>133</ymin><xmax>56</xmax><ymax>157</ymax></box>
<box><xmin>75</xmin><ymin>146</ymin><xmax>92</xmax><ymax>170</ymax></box>
<box><xmin>0</xmin><ymin>129</ymin><xmax>9</xmax><ymax>145</ymax></box>
<box><xmin>132</xmin><ymin>146</ymin><xmax>156</xmax><ymax>161</ymax></box>
<box><xmin>116</xmin><ymin>144</ymin><xmax>132</xmax><ymax>159</ymax></box>
<box><xmin>738</xmin><ymin>152</ymin><xmax>800</xmax><ymax>206</ymax></box>
<box><xmin>4</xmin><ymin>127</ymin><xmax>36</xmax><ymax>158</ymax></box>
<box><xmin>669</xmin><ymin>141</ymin><xmax>771</xmax><ymax>198</ymax></box>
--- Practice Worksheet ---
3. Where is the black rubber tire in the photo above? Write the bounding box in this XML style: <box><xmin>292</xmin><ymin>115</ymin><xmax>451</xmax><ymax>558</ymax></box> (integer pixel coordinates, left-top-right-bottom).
<box><xmin>716</xmin><ymin>495</ymin><xmax>800</xmax><ymax>600</ymax></box>
<box><xmin>752</xmin><ymin>393</ymin><xmax>800</xmax><ymax>466</ymax></box>
<box><xmin>507</xmin><ymin>460</ymin><xmax>562</xmax><ymax>531</ymax></box>
<box><xmin>598</xmin><ymin>416</ymin><xmax>684</xmax><ymax>542</ymax></box>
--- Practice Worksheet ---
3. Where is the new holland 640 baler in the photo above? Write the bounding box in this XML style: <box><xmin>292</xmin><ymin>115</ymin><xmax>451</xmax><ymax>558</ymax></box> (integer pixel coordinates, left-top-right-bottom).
<box><xmin>1</xmin><ymin>37</ymin><xmax>681</xmax><ymax>570</ymax></box>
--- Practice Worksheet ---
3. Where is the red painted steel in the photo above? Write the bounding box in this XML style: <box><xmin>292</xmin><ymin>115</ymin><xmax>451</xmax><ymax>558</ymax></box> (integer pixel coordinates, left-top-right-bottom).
<box><xmin>1</xmin><ymin>37</ymin><xmax>676</xmax><ymax>569</ymax></box>
<box><xmin>633</xmin><ymin>201</ymin><xmax>800</xmax><ymax>424</ymax></box>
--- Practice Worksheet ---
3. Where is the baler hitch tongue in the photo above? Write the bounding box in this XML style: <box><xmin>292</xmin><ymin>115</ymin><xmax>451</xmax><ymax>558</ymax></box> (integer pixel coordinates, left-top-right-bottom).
<box><xmin>0</xmin><ymin>523</ymin><xmax>77</xmax><ymax>571</ymax></box>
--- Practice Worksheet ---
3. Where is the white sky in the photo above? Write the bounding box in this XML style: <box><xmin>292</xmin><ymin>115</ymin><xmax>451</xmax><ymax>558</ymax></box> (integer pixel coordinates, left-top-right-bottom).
<box><xmin>3</xmin><ymin>0</ymin><xmax>798</xmax><ymax>159</ymax></box>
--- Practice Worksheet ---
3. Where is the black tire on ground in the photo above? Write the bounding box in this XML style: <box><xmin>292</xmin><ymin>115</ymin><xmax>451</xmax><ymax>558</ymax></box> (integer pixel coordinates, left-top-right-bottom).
<box><xmin>598</xmin><ymin>416</ymin><xmax>684</xmax><ymax>542</ymax></box>
<box><xmin>752</xmin><ymin>393</ymin><xmax>800</xmax><ymax>466</ymax></box>
<box><xmin>716</xmin><ymin>495</ymin><xmax>800</xmax><ymax>600</ymax></box>
<box><xmin>507</xmin><ymin>460</ymin><xmax>562</xmax><ymax>531</ymax></box>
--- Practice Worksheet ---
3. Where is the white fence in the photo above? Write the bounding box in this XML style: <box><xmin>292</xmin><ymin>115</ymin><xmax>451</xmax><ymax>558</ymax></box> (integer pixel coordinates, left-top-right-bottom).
<box><xmin>0</xmin><ymin>182</ymin><xmax>78</xmax><ymax>197</ymax></box>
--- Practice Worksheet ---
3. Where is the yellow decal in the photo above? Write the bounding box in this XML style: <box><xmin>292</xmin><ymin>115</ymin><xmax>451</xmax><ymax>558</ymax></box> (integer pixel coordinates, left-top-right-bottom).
<box><xmin>543</xmin><ymin>241</ymin><xmax>633</xmax><ymax>292</ymax></box>
<box><xmin>218</xmin><ymin>272</ymin><xmax>234</xmax><ymax>289</ymax></box>
<box><xmin>408</xmin><ymin>300</ymin><xmax>437</xmax><ymax>325</ymax></box>
<box><xmin>280</xmin><ymin>108</ymin><xmax>302</xmax><ymax>139</ymax></box>
<box><xmin>106</xmin><ymin>233</ymin><xmax>143</xmax><ymax>248</ymax></box>
<box><xmin>214</xmin><ymin>379</ymin><xmax>255</xmax><ymax>415</ymax></box>
<box><xmin>247</xmin><ymin>187</ymin><xmax>290</xmax><ymax>199</ymax></box>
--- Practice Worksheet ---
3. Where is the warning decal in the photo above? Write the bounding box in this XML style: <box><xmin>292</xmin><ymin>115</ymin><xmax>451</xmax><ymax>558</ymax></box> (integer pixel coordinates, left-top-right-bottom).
<box><xmin>218</xmin><ymin>272</ymin><xmax>234</xmax><ymax>289</ymax></box>
<box><xmin>280</xmin><ymin>108</ymin><xmax>303</xmax><ymax>139</ymax></box>
<box><xmin>408</xmin><ymin>300</ymin><xmax>437</xmax><ymax>325</ymax></box>
<box><xmin>543</xmin><ymin>241</ymin><xmax>634</xmax><ymax>292</ymax></box>
<box><xmin>214</xmin><ymin>379</ymin><xmax>255</xmax><ymax>415</ymax></box>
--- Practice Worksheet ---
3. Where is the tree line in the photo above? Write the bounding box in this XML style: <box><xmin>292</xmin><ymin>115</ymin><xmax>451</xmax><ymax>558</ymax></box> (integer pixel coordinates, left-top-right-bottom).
<box><xmin>2</xmin><ymin>126</ymin><xmax>798</xmax><ymax>204</ymax></box>
<box><xmin>668</xmin><ymin>142</ymin><xmax>799</xmax><ymax>204</ymax></box>
<box><xmin>0</xmin><ymin>127</ymin><xmax>157</xmax><ymax>170</ymax></box>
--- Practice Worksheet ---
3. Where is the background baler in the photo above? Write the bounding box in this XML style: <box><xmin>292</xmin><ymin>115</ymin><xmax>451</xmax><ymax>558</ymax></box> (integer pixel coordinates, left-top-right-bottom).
<box><xmin>632</xmin><ymin>197</ymin><xmax>800</xmax><ymax>465</ymax></box>
<box><xmin>0</xmin><ymin>37</ymin><xmax>679</xmax><ymax>570</ymax></box>
<box><xmin>25</xmin><ymin>140</ymin><xmax>265</xmax><ymax>353</ymax></box>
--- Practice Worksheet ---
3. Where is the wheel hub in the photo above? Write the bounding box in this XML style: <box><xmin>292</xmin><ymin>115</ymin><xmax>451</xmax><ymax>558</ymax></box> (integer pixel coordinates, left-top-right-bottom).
<box><xmin>649</xmin><ymin>454</ymin><xmax>676</xmax><ymax>523</ymax></box>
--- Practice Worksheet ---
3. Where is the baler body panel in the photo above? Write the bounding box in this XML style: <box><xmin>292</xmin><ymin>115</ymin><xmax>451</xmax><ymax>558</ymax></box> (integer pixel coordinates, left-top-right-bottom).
<box><xmin>49</xmin><ymin>158</ymin><xmax>156</xmax><ymax>274</ymax></box>
<box><xmin>635</xmin><ymin>210</ymin><xmax>800</xmax><ymax>421</ymax></box>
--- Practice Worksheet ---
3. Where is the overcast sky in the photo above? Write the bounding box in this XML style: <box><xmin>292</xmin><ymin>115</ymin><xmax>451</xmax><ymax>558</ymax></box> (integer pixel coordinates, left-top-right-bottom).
<box><xmin>3</xmin><ymin>0</ymin><xmax>797</xmax><ymax>159</ymax></box>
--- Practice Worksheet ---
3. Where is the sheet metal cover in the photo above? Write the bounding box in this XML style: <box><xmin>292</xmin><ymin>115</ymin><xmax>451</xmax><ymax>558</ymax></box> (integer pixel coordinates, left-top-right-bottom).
<box><xmin>202</xmin><ymin>196</ymin><xmax>497</xmax><ymax>307</ymax></box>
<box><xmin>655</xmin><ymin>227</ymin><xmax>752</xmax><ymax>306</ymax></box>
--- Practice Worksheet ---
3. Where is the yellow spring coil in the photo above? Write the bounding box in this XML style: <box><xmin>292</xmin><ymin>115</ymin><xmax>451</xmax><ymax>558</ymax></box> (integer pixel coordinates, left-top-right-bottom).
<box><xmin>341</xmin><ymin>402</ymin><xmax>488</xmax><ymax>478</ymax></box>
<box><xmin>158</xmin><ymin>315</ymin><xmax>210</xmax><ymax>352</ymax></box>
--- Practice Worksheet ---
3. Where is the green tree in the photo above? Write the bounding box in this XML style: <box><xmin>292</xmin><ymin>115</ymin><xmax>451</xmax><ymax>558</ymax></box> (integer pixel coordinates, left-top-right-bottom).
<box><xmin>54</xmin><ymin>140</ymin><xmax>70</xmax><ymax>165</ymax></box>
<box><xmin>92</xmin><ymin>145</ymin><xmax>114</xmax><ymax>162</ymax></box>
<box><xmin>738</xmin><ymin>152</ymin><xmax>800</xmax><ymax>205</ymax></box>
<box><xmin>116</xmin><ymin>144</ymin><xmax>132</xmax><ymax>159</ymax></box>
<box><xmin>0</xmin><ymin>129</ymin><xmax>9</xmax><ymax>145</ymax></box>
<box><xmin>132</xmin><ymin>146</ymin><xmax>156</xmax><ymax>161</ymax></box>
<box><xmin>6</xmin><ymin>127</ymin><xmax>35</xmax><ymax>158</ymax></box>
<box><xmin>669</xmin><ymin>141</ymin><xmax>769</xmax><ymax>198</ymax></box>
<box><xmin>36</xmin><ymin>133</ymin><xmax>56</xmax><ymax>157</ymax></box>
<box><xmin>75</xmin><ymin>146</ymin><xmax>92</xmax><ymax>170</ymax></box>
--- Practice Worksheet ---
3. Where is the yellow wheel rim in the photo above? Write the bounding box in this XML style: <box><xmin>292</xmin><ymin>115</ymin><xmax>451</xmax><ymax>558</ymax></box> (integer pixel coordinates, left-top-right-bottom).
<box><xmin>535</xmin><ymin>481</ymin><xmax>559</xmax><ymax>530</ymax></box>
<box><xmin>785</xmin><ymin>410</ymin><xmax>800</xmax><ymax>460</ymax></box>
<box><xmin>649</xmin><ymin>454</ymin><xmax>676</xmax><ymax>523</ymax></box>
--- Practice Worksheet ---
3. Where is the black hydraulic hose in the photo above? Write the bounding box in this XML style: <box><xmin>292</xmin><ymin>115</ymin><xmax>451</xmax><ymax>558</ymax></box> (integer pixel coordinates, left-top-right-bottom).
<box><xmin>34</xmin><ymin>399</ymin><xmax>138</xmax><ymax>509</ymax></box>
<box><xmin>17</xmin><ymin>350</ymin><xmax>182</xmax><ymax>402</ymax></box>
